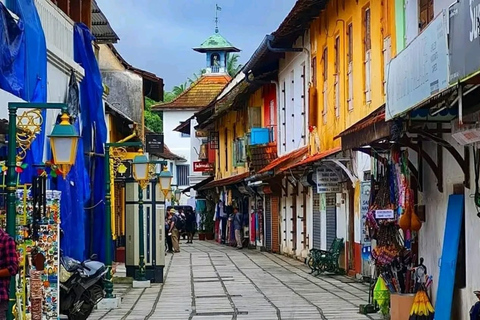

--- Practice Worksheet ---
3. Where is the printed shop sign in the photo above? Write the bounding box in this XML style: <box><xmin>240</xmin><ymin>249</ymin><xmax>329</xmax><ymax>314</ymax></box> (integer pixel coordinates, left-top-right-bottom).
<box><xmin>316</xmin><ymin>167</ymin><xmax>342</xmax><ymax>193</ymax></box>
<box><xmin>449</xmin><ymin>0</ymin><xmax>480</xmax><ymax>83</ymax></box>
<box><xmin>193</xmin><ymin>161</ymin><xmax>213</xmax><ymax>172</ymax></box>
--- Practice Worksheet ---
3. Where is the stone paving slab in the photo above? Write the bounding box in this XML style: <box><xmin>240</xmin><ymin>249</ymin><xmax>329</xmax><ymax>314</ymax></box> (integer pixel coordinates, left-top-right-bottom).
<box><xmin>89</xmin><ymin>240</ymin><xmax>383</xmax><ymax>320</ymax></box>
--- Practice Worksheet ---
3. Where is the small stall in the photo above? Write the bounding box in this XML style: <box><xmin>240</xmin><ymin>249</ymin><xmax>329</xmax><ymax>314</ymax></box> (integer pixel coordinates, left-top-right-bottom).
<box><xmin>365</xmin><ymin>149</ymin><xmax>435</xmax><ymax>319</ymax></box>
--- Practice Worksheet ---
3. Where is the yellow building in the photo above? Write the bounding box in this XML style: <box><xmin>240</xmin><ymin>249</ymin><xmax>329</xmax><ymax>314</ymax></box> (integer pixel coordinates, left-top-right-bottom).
<box><xmin>310</xmin><ymin>0</ymin><xmax>396</xmax><ymax>151</ymax></box>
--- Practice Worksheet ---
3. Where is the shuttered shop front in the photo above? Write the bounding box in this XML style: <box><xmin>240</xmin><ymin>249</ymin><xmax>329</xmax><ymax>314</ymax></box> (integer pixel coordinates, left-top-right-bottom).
<box><xmin>325</xmin><ymin>193</ymin><xmax>337</xmax><ymax>249</ymax></box>
<box><xmin>264</xmin><ymin>195</ymin><xmax>272</xmax><ymax>251</ymax></box>
<box><xmin>312</xmin><ymin>193</ymin><xmax>321</xmax><ymax>250</ymax></box>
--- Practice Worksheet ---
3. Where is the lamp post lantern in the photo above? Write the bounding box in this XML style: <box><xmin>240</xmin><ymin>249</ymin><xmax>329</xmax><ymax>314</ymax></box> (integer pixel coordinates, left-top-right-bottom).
<box><xmin>6</xmin><ymin>103</ymin><xmax>78</xmax><ymax>320</ymax></box>
<box><xmin>174</xmin><ymin>188</ymin><xmax>182</xmax><ymax>204</ymax></box>
<box><xmin>158</xmin><ymin>166</ymin><xmax>173</xmax><ymax>198</ymax></box>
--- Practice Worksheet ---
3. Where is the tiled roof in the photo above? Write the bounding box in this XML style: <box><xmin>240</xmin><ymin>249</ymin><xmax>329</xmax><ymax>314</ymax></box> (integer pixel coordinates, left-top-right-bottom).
<box><xmin>258</xmin><ymin>146</ymin><xmax>308</xmax><ymax>174</ymax></box>
<box><xmin>152</xmin><ymin>75</ymin><xmax>231</xmax><ymax>111</ymax></box>
<box><xmin>281</xmin><ymin>147</ymin><xmax>341</xmax><ymax>171</ymax></box>
<box><xmin>335</xmin><ymin>106</ymin><xmax>385</xmax><ymax>139</ymax></box>
<box><xmin>198</xmin><ymin>172</ymin><xmax>249</xmax><ymax>190</ymax></box>
<box><xmin>249</xmin><ymin>143</ymin><xmax>278</xmax><ymax>173</ymax></box>
<box><xmin>151</xmin><ymin>144</ymin><xmax>186</xmax><ymax>162</ymax></box>
<box><xmin>92</xmin><ymin>0</ymin><xmax>119</xmax><ymax>43</ymax></box>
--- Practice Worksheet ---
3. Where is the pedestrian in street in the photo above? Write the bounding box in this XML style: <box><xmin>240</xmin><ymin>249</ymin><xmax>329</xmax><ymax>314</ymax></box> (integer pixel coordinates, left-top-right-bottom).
<box><xmin>185</xmin><ymin>209</ymin><xmax>195</xmax><ymax>243</ymax></box>
<box><xmin>169</xmin><ymin>209</ymin><xmax>180</xmax><ymax>252</ymax></box>
<box><xmin>0</xmin><ymin>228</ymin><xmax>19</xmax><ymax>320</ymax></box>
<box><xmin>165</xmin><ymin>211</ymin><xmax>173</xmax><ymax>253</ymax></box>
<box><xmin>233</xmin><ymin>207</ymin><xmax>243</xmax><ymax>249</ymax></box>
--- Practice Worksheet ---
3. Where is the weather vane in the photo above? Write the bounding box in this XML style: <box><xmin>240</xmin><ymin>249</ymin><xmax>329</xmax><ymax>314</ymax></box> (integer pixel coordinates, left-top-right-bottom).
<box><xmin>215</xmin><ymin>4</ymin><xmax>221</xmax><ymax>33</ymax></box>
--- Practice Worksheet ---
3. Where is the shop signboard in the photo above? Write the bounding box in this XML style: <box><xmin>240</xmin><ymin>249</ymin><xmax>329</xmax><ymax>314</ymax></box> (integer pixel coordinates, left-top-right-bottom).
<box><xmin>193</xmin><ymin>161</ymin><xmax>213</xmax><ymax>172</ymax></box>
<box><xmin>449</xmin><ymin>0</ymin><xmax>480</xmax><ymax>83</ymax></box>
<box><xmin>146</xmin><ymin>134</ymin><xmax>164</xmax><ymax>154</ymax></box>
<box><xmin>114</xmin><ymin>160</ymin><xmax>133</xmax><ymax>179</ymax></box>
<box><xmin>386</xmin><ymin>11</ymin><xmax>449</xmax><ymax>120</ymax></box>
<box><xmin>316</xmin><ymin>167</ymin><xmax>342</xmax><ymax>193</ymax></box>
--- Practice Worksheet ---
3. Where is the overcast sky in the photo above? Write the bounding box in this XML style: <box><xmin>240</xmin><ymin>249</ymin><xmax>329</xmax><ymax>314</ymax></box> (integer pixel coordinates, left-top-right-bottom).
<box><xmin>97</xmin><ymin>0</ymin><xmax>296</xmax><ymax>94</ymax></box>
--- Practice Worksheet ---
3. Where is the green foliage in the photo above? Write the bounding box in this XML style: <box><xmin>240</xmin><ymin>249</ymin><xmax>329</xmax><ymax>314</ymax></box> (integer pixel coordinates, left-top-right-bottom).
<box><xmin>227</xmin><ymin>53</ymin><xmax>243</xmax><ymax>77</ymax></box>
<box><xmin>188</xmin><ymin>69</ymin><xmax>206</xmax><ymax>85</ymax></box>
<box><xmin>144</xmin><ymin>97</ymin><xmax>162</xmax><ymax>133</ymax></box>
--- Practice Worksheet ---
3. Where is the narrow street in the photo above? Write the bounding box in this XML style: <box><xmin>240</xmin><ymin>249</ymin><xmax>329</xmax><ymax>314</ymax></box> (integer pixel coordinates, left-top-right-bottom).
<box><xmin>91</xmin><ymin>241</ymin><xmax>382</xmax><ymax>320</ymax></box>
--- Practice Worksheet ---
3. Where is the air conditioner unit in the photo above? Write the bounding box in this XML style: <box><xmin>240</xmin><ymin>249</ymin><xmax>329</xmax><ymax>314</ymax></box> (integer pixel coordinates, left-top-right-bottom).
<box><xmin>451</xmin><ymin>110</ymin><xmax>480</xmax><ymax>145</ymax></box>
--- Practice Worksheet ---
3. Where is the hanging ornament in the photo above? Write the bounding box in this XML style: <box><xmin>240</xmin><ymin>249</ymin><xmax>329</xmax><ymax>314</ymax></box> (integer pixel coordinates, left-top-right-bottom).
<box><xmin>16</xmin><ymin>162</ymin><xmax>28</xmax><ymax>173</ymax></box>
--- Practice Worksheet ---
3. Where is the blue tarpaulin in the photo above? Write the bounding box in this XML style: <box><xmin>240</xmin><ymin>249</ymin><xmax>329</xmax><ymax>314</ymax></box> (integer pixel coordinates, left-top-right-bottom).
<box><xmin>6</xmin><ymin>0</ymin><xmax>47</xmax><ymax>183</ymax></box>
<box><xmin>74</xmin><ymin>23</ymin><xmax>108</xmax><ymax>262</ymax></box>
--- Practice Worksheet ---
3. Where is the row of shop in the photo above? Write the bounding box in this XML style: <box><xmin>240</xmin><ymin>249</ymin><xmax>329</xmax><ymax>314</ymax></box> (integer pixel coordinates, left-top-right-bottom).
<box><xmin>178</xmin><ymin>0</ymin><xmax>480</xmax><ymax>318</ymax></box>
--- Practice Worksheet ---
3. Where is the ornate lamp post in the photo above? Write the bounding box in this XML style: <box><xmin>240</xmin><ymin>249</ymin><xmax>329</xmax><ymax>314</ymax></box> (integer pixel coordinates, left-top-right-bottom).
<box><xmin>104</xmin><ymin>141</ymin><xmax>142</xmax><ymax>299</ymax></box>
<box><xmin>6</xmin><ymin>102</ymin><xmax>78</xmax><ymax>320</ymax></box>
<box><xmin>131</xmin><ymin>152</ymin><xmax>150</xmax><ymax>282</ymax></box>
<box><xmin>131</xmin><ymin>154</ymin><xmax>168</xmax><ymax>284</ymax></box>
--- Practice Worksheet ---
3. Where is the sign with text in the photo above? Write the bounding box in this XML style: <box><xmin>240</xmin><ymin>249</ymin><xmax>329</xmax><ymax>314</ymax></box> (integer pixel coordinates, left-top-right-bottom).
<box><xmin>193</xmin><ymin>161</ymin><xmax>213</xmax><ymax>172</ymax></box>
<box><xmin>386</xmin><ymin>11</ymin><xmax>449</xmax><ymax>120</ymax></box>
<box><xmin>145</xmin><ymin>134</ymin><xmax>164</xmax><ymax>154</ymax></box>
<box><xmin>375</xmin><ymin>209</ymin><xmax>394</xmax><ymax>219</ymax></box>
<box><xmin>449</xmin><ymin>0</ymin><xmax>480</xmax><ymax>83</ymax></box>
<box><xmin>316</xmin><ymin>167</ymin><xmax>342</xmax><ymax>193</ymax></box>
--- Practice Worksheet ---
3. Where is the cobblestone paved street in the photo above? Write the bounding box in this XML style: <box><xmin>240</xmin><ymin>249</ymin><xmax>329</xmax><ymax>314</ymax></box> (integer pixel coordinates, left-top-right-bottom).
<box><xmin>90</xmin><ymin>241</ymin><xmax>383</xmax><ymax>320</ymax></box>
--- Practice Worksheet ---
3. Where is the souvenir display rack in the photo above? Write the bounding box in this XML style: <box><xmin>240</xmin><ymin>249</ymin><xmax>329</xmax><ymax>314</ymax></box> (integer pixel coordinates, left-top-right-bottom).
<box><xmin>366</xmin><ymin>149</ymin><xmax>434</xmax><ymax>317</ymax></box>
<box><xmin>13</xmin><ymin>180</ymin><xmax>61</xmax><ymax>320</ymax></box>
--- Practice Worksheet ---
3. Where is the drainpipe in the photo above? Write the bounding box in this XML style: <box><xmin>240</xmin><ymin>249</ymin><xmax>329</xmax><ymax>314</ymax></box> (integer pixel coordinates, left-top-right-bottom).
<box><xmin>265</xmin><ymin>34</ymin><xmax>303</xmax><ymax>53</ymax></box>
<box><xmin>116</xmin><ymin>123</ymin><xmax>138</xmax><ymax>143</ymax></box>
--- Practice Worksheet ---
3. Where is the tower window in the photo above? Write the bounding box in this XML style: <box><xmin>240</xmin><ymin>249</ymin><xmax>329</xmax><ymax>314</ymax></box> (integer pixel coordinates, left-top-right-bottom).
<box><xmin>211</xmin><ymin>53</ymin><xmax>221</xmax><ymax>73</ymax></box>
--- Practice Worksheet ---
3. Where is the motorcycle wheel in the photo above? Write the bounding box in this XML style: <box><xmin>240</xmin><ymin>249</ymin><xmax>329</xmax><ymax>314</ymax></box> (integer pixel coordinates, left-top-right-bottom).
<box><xmin>67</xmin><ymin>284</ymin><xmax>103</xmax><ymax>320</ymax></box>
<box><xmin>67</xmin><ymin>303</ymin><xmax>93</xmax><ymax>320</ymax></box>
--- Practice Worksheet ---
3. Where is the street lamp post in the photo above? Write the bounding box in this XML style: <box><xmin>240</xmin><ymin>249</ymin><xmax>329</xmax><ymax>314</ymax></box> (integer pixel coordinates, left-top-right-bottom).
<box><xmin>104</xmin><ymin>141</ymin><xmax>142</xmax><ymax>299</ymax></box>
<box><xmin>6</xmin><ymin>102</ymin><xmax>79</xmax><ymax>320</ymax></box>
<box><xmin>132</xmin><ymin>154</ymin><xmax>167</xmax><ymax>283</ymax></box>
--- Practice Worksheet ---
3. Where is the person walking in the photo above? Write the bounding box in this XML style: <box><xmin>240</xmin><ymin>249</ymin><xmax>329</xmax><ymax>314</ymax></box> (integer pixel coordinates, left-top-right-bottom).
<box><xmin>0</xmin><ymin>228</ymin><xmax>19</xmax><ymax>320</ymax></box>
<box><xmin>169</xmin><ymin>209</ymin><xmax>180</xmax><ymax>252</ymax></box>
<box><xmin>185</xmin><ymin>209</ymin><xmax>195</xmax><ymax>243</ymax></box>
<box><xmin>165</xmin><ymin>211</ymin><xmax>173</xmax><ymax>253</ymax></box>
<box><xmin>233</xmin><ymin>208</ymin><xmax>243</xmax><ymax>249</ymax></box>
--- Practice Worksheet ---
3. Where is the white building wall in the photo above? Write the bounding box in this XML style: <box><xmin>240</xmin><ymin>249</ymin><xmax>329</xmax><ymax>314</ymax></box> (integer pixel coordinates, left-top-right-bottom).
<box><xmin>278</xmin><ymin>31</ymin><xmax>310</xmax><ymax>157</ymax></box>
<box><xmin>420</xmin><ymin>133</ymin><xmax>479</xmax><ymax>319</ymax></box>
<box><xmin>163</xmin><ymin>110</ymin><xmax>194</xmax><ymax>163</ymax></box>
<box><xmin>305</xmin><ymin>187</ymin><xmax>313</xmax><ymax>253</ymax></box>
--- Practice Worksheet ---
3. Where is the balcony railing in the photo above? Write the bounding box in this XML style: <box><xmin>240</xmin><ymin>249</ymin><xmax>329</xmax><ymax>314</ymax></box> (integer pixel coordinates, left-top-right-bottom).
<box><xmin>35</xmin><ymin>0</ymin><xmax>75</xmax><ymax>61</ymax></box>
<box><xmin>248</xmin><ymin>126</ymin><xmax>276</xmax><ymax>146</ymax></box>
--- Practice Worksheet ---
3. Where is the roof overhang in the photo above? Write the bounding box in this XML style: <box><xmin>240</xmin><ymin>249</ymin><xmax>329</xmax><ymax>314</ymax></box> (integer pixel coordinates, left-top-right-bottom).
<box><xmin>92</xmin><ymin>1</ymin><xmax>119</xmax><ymax>43</ymax></box>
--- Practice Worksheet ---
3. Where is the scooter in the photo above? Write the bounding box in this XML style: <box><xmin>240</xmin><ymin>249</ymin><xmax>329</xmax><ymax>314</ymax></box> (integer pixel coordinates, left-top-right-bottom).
<box><xmin>58</xmin><ymin>247</ymin><xmax>107</xmax><ymax>319</ymax></box>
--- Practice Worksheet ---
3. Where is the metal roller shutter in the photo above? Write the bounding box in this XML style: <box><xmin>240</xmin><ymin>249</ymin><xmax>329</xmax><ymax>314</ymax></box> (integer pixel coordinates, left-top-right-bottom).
<box><xmin>265</xmin><ymin>196</ymin><xmax>272</xmax><ymax>251</ymax></box>
<box><xmin>312</xmin><ymin>193</ymin><xmax>321</xmax><ymax>250</ymax></box>
<box><xmin>325</xmin><ymin>193</ymin><xmax>337</xmax><ymax>249</ymax></box>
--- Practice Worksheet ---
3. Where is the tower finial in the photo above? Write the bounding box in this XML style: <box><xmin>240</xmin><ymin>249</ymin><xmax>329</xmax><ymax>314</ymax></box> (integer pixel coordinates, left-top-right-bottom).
<box><xmin>215</xmin><ymin>4</ymin><xmax>221</xmax><ymax>33</ymax></box>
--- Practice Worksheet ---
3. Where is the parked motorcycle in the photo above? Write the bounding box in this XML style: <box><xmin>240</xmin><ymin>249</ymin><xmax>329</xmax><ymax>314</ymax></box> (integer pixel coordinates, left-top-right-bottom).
<box><xmin>59</xmin><ymin>252</ymin><xmax>107</xmax><ymax>320</ymax></box>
